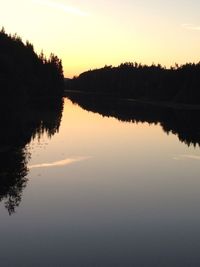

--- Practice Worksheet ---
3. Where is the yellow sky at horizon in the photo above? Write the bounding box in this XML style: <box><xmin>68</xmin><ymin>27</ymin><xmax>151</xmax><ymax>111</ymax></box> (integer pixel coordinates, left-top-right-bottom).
<box><xmin>1</xmin><ymin>0</ymin><xmax>200</xmax><ymax>77</ymax></box>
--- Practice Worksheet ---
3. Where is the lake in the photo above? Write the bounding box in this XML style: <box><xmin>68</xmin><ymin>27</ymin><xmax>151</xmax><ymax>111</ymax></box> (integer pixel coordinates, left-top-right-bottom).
<box><xmin>0</xmin><ymin>94</ymin><xmax>200</xmax><ymax>267</ymax></box>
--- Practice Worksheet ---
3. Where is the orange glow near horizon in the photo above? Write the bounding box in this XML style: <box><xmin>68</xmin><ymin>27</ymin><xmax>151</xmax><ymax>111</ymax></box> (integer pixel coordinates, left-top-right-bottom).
<box><xmin>1</xmin><ymin>0</ymin><xmax>200</xmax><ymax>78</ymax></box>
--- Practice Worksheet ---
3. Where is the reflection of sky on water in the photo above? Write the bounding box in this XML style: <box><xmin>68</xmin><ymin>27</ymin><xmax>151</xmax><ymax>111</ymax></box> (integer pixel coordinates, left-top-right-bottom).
<box><xmin>173</xmin><ymin>154</ymin><xmax>200</xmax><ymax>161</ymax></box>
<box><xmin>1</xmin><ymin>98</ymin><xmax>200</xmax><ymax>267</ymax></box>
<box><xmin>29</xmin><ymin>156</ymin><xmax>91</xmax><ymax>169</ymax></box>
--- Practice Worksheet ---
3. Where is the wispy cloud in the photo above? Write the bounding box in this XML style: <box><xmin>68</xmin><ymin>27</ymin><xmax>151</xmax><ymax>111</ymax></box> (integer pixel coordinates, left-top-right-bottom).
<box><xmin>33</xmin><ymin>0</ymin><xmax>88</xmax><ymax>16</ymax></box>
<box><xmin>182</xmin><ymin>23</ymin><xmax>200</xmax><ymax>31</ymax></box>
<box><xmin>29</xmin><ymin>156</ymin><xmax>91</xmax><ymax>169</ymax></box>
<box><xmin>173</xmin><ymin>154</ymin><xmax>200</xmax><ymax>161</ymax></box>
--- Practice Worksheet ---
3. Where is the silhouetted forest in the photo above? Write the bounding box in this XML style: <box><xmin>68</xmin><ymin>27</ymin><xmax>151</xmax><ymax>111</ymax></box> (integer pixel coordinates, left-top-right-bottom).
<box><xmin>69</xmin><ymin>62</ymin><xmax>200</xmax><ymax>104</ymax></box>
<box><xmin>0</xmin><ymin>27</ymin><xmax>64</xmax><ymax>99</ymax></box>
<box><xmin>0</xmin><ymin>98</ymin><xmax>64</xmax><ymax>215</ymax></box>
<box><xmin>66</xmin><ymin>92</ymin><xmax>200</xmax><ymax>147</ymax></box>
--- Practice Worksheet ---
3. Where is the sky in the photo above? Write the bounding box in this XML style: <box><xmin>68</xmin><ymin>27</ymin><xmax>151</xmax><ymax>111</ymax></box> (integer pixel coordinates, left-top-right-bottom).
<box><xmin>1</xmin><ymin>0</ymin><xmax>200</xmax><ymax>77</ymax></box>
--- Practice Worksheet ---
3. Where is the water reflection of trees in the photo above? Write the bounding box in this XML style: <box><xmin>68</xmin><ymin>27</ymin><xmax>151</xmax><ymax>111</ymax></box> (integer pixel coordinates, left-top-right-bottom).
<box><xmin>0</xmin><ymin>97</ymin><xmax>63</xmax><ymax>215</ymax></box>
<box><xmin>66</xmin><ymin>93</ymin><xmax>200</xmax><ymax>147</ymax></box>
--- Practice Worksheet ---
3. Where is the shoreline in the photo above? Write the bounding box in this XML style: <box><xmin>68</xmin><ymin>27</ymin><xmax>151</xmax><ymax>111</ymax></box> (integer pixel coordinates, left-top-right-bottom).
<box><xmin>64</xmin><ymin>90</ymin><xmax>200</xmax><ymax>111</ymax></box>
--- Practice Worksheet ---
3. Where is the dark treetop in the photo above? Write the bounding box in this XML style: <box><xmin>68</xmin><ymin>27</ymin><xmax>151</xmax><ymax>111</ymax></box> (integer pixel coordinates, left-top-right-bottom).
<box><xmin>0</xmin><ymin>27</ymin><xmax>64</xmax><ymax>99</ymax></box>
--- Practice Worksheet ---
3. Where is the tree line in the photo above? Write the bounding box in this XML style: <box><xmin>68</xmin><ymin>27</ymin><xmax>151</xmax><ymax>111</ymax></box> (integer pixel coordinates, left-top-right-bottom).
<box><xmin>69</xmin><ymin>62</ymin><xmax>200</xmax><ymax>104</ymax></box>
<box><xmin>0</xmin><ymin>27</ymin><xmax>64</xmax><ymax>99</ymax></box>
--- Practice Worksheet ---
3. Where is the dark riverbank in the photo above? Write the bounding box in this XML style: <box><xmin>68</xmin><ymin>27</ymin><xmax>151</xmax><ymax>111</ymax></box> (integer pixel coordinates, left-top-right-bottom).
<box><xmin>64</xmin><ymin>90</ymin><xmax>200</xmax><ymax>111</ymax></box>
<box><xmin>67</xmin><ymin>62</ymin><xmax>200</xmax><ymax>105</ymax></box>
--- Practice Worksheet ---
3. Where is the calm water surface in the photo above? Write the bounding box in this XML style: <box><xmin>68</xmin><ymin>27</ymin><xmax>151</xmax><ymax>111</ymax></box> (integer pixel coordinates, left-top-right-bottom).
<box><xmin>1</xmin><ymin>97</ymin><xmax>200</xmax><ymax>267</ymax></box>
